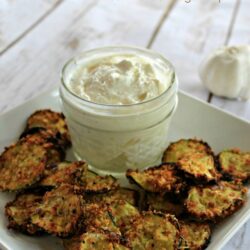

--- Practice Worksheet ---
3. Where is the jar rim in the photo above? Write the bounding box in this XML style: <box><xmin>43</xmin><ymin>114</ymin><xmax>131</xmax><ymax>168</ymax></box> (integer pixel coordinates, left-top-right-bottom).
<box><xmin>60</xmin><ymin>45</ymin><xmax>177</xmax><ymax>108</ymax></box>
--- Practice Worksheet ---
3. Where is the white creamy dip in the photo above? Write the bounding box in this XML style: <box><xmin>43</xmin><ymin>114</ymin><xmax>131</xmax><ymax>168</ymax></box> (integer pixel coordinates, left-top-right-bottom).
<box><xmin>67</xmin><ymin>54</ymin><xmax>173</xmax><ymax>105</ymax></box>
<box><xmin>61</xmin><ymin>47</ymin><xmax>178</xmax><ymax>175</ymax></box>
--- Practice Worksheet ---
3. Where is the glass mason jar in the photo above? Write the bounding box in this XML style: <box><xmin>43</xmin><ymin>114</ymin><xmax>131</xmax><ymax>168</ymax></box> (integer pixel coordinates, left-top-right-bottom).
<box><xmin>60</xmin><ymin>46</ymin><xmax>178</xmax><ymax>175</ymax></box>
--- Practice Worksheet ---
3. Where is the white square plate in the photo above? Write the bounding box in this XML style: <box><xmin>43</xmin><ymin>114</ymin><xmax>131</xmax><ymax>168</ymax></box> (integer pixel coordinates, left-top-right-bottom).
<box><xmin>0</xmin><ymin>88</ymin><xmax>249</xmax><ymax>250</ymax></box>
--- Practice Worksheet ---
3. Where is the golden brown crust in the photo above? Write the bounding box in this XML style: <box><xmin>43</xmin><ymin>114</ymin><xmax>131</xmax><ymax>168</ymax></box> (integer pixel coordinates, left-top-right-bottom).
<box><xmin>145</xmin><ymin>193</ymin><xmax>184</xmax><ymax>217</ymax></box>
<box><xmin>108</xmin><ymin>200</ymin><xmax>140</xmax><ymax>233</ymax></box>
<box><xmin>23</xmin><ymin>129</ymin><xmax>66</xmax><ymax>164</ymax></box>
<box><xmin>218</xmin><ymin>149</ymin><xmax>250</xmax><ymax>182</ymax></box>
<box><xmin>126</xmin><ymin>163</ymin><xmax>186</xmax><ymax>194</ymax></box>
<box><xmin>31</xmin><ymin>184</ymin><xmax>83</xmax><ymax>237</ymax></box>
<box><xmin>85</xmin><ymin>188</ymin><xmax>139</xmax><ymax>207</ymax></box>
<box><xmin>63</xmin><ymin>232</ymin><xmax>130</xmax><ymax>250</ymax></box>
<box><xmin>25</xmin><ymin>109</ymin><xmax>71</xmax><ymax>148</ymax></box>
<box><xmin>178</xmin><ymin>153</ymin><xmax>220</xmax><ymax>183</ymax></box>
<box><xmin>39</xmin><ymin>161</ymin><xmax>87</xmax><ymax>188</ymax></box>
<box><xmin>124</xmin><ymin>211</ymin><xmax>180</xmax><ymax>250</ymax></box>
<box><xmin>162</xmin><ymin>139</ymin><xmax>213</xmax><ymax>163</ymax></box>
<box><xmin>185</xmin><ymin>181</ymin><xmax>247</xmax><ymax>221</ymax></box>
<box><xmin>82</xmin><ymin>203</ymin><xmax>121</xmax><ymax>235</ymax></box>
<box><xmin>0</xmin><ymin>135</ymin><xmax>49</xmax><ymax>191</ymax></box>
<box><xmin>39</xmin><ymin>162</ymin><xmax>118</xmax><ymax>194</ymax></box>
<box><xmin>75</xmin><ymin>170</ymin><xmax>119</xmax><ymax>194</ymax></box>
<box><xmin>179</xmin><ymin>221</ymin><xmax>211</xmax><ymax>250</ymax></box>
<box><xmin>5</xmin><ymin>192</ymin><xmax>43</xmax><ymax>235</ymax></box>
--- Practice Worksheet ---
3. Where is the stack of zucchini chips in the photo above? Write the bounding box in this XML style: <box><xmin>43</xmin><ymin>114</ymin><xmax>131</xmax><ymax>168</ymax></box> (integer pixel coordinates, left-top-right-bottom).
<box><xmin>127</xmin><ymin>139</ymin><xmax>249</xmax><ymax>249</ymax></box>
<box><xmin>0</xmin><ymin>110</ymin><xmax>249</xmax><ymax>250</ymax></box>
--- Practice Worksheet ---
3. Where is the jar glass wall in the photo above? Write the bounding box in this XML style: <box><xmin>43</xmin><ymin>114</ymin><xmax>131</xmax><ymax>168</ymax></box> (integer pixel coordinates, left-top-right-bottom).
<box><xmin>60</xmin><ymin>46</ymin><xmax>178</xmax><ymax>175</ymax></box>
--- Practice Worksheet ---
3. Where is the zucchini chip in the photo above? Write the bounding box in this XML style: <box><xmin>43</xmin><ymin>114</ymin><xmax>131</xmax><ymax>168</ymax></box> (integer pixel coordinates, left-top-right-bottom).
<box><xmin>0</xmin><ymin>135</ymin><xmax>49</xmax><ymax>191</ymax></box>
<box><xmin>23</xmin><ymin>129</ymin><xmax>65</xmax><ymax>164</ymax></box>
<box><xmin>25</xmin><ymin>109</ymin><xmax>71</xmax><ymax>148</ymax></box>
<box><xmin>146</xmin><ymin>193</ymin><xmax>184</xmax><ymax>217</ymax></box>
<box><xmin>125</xmin><ymin>211</ymin><xmax>180</xmax><ymax>250</ymax></box>
<box><xmin>86</xmin><ymin>188</ymin><xmax>139</xmax><ymax>206</ymax></box>
<box><xmin>40</xmin><ymin>163</ymin><xmax>118</xmax><ymax>194</ymax></box>
<box><xmin>218</xmin><ymin>149</ymin><xmax>250</xmax><ymax>182</ymax></box>
<box><xmin>31</xmin><ymin>184</ymin><xmax>83</xmax><ymax>237</ymax></box>
<box><xmin>126</xmin><ymin>163</ymin><xmax>185</xmax><ymax>194</ymax></box>
<box><xmin>63</xmin><ymin>232</ymin><xmax>129</xmax><ymax>250</ymax></box>
<box><xmin>108</xmin><ymin>200</ymin><xmax>140</xmax><ymax>232</ymax></box>
<box><xmin>179</xmin><ymin>221</ymin><xmax>211</xmax><ymax>250</ymax></box>
<box><xmin>178</xmin><ymin>153</ymin><xmax>219</xmax><ymax>183</ymax></box>
<box><xmin>5</xmin><ymin>192</ymin><xmax>43</xmax><ymax>235</ymax></box>
<box><xmin>82</xmin><ymin>203</ymin><xmax>120</xmax><ymax>235</ymax></box>
<box><xmin>39</xmin><ymin>161</ymin><xmax>88</xmax><ymax>188</ymax></box>
<box><xmin>76</xmin><ymin>170</ymin><xmax>119</xmax><ymax>194</ymax></box>
<box><xmin>162</xmin><ymin>139</ymin><xmax>213</xmax><ymax>163</ymax></box>
<box><xmin>185</xmin><ymin>181</ymin><xmax>247</xmax><ymax>221</ymax></box>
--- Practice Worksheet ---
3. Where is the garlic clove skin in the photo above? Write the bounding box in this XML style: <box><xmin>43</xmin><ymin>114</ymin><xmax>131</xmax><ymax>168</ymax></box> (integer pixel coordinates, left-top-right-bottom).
<box><xmin>199</xmin><ymin>45</ymin><xmax>250</xmax><ymax>100</ymax></box>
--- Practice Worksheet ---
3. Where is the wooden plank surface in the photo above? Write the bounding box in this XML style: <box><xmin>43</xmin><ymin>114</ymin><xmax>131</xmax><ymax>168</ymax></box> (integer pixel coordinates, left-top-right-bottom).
<box><xmin>0</xmin><ymin>0</ymin><xmax>168</xmax><ymax>113</ymax></box>
<box><xmin>210</xmin><ymin>0</ymin><xmax>250</xmax><ymax>121</ymax></box>
<box><xmin>0</xmin><ymin>1</ymin><xmax>250</xmax><ymax>249</ymax></box>
<box><xmin>0</xmin><ymin>0</ymin><xmax>61</xmax><ymax>54</ymax></box>
<box><xmin>151</xmin><ymin>0</ymin><xmax>238</xmax><ymax>101</ymax></box>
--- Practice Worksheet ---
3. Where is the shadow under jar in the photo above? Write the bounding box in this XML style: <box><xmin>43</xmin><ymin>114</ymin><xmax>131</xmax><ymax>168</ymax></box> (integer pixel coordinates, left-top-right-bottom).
<box><xmin>60</xmin><ymin>46</ymin><xmax>178</xmax><ymax>175</ymax></box>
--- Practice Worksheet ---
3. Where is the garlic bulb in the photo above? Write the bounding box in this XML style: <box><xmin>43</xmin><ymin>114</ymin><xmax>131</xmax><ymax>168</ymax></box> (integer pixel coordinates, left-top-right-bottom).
<box><xmin>199</xmin><ymin>45</ymin><xmax>250</xmax><ymax>100</ymax></box>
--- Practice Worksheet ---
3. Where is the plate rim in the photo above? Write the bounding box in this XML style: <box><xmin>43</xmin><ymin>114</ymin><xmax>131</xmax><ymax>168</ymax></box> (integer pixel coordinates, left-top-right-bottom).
<box><xmin>1</xmin><ymin>87</ymin><xmax>249</xmax><ymax>125</ymax></box>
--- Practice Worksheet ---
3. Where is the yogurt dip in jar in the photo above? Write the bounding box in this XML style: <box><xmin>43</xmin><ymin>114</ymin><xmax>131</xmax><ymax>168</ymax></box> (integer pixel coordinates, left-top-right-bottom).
<box><xmin>60</xmin><ymin>46</ymin><xmax>178</xmax><ymax>175</ymax></box>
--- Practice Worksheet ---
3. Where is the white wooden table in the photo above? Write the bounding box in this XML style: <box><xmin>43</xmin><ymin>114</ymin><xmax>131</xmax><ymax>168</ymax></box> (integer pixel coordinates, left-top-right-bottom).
<box><xmin>0</xmin><ymin>0</ymin><xmax>249</xmax><ymax>249</ymax></box>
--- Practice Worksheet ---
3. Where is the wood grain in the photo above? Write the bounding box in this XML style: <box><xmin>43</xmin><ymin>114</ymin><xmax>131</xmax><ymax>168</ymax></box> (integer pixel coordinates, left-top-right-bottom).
<box><xmin>0</xmin><ymin>0</ymin><xmax>168</xmax><ymax>113</ymax></box>
<box><xmin>0</xmin><ymin>0</ymin><xmax>61</xmax><ymax>54</ymax></box>
<box><xmin>210</xmin><ymin>0</ymin><xmax>250</xmax><ymax>121</ymax></box>
<box><xmin>0</xmin><ymin>1</ymin><xmax>250</xmax><ymax>249</ymax></box>
<box><xmin>147</xmin><ymin>0</ymin><xmax>176</xmax><ymax>48</ymax></box>
<box><xmin>151</xmin><ymin>0</ymin><xmax>238</xmax><ymax>101</ymax></box>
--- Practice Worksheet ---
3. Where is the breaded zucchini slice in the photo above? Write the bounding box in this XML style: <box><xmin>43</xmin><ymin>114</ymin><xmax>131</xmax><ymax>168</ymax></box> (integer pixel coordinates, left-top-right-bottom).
<box><xmin>86</xmin><ymin>188</ymin><xmax>139</xmax><ymax>206</ymax></box>
<box><xmin>25</xmin><ymin>109</ymin><xmax>71</xmax><ymax>148</ymax></box>
<box><xmin>126</xmin><ymin>163</ymin><xmax>185</xmax><ymax>194</ymax></box>
<box><xmin>39</xmin><ymin>162</ymin><xmax>118</xmax><ymax>194</ymax></box>
<box><xmin>24</xmin><ymin>129</ymin><xmax>65</xmax><ymax>164</ymax></box>
<box><xmin>125</xmin><ymin>211</ymin><xmax>180</xmax><ymax>250</ymax></box>
<box><xmin>82</xmin><ymin>203</ymin><xmax>120</xmax><ymax>235</ymax></box>
<box><xmin>76</xmin><ymin>170</ymin><xmax>119</xmax><ymax>194</ymax></box>
<box><xmin>63</xmin><ymin>232</ymin><xmax>129</xmax><ymax>250</ymax></box>
<box><xmin>108</xmin><ymin>200</ymin><xmax>140</xmax><ymax>232</ymax></box>
<box><xmin>218</xmin><ymin>149</ymin><xmax>250</xmax><ymax>182</ymax></box>
<box><xmin>146</xmin><ymin>193</ymin><xmax>184</xmax><ymax>217</ymax></box>
<box><xmin>39</xmin><ymin>161</ymin><xmax>88</xmax><ymax>188</ymax></box>
<box><xmin>185</xmin><ymin>181</ymin><xmax>247</xmax><ymax>221</ymax></box>
<box><xmin>5</xmin><ymin>192</ymin><xmax>43</xmax><ymax>234</ymax></box>
<box><xmin>31</xmin><ymin>184</ymin><xmax>83</xmax><ymax>237</ymax></box>
<box><xmin>162</xmin><ymin>139</ymin><xmax>213</xmax><ymax>163</ymax></box>
<box><xmin>179</xmin><ymin>221</ymin><xmax>211</xmax><ymax>250</ymax></box>
<box><xmin>0</xmin><ymin>135</ymin><xmax>49</xmax><ymax>191</ymax></box>
<box><xmin>178</xmin><ymin>153</ymin><xmax>219</xmax><ymax>183</ymax></box>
